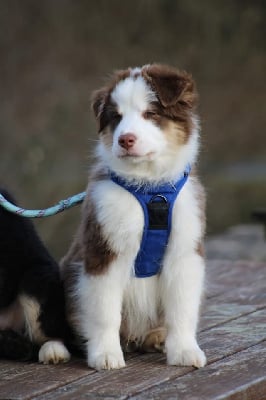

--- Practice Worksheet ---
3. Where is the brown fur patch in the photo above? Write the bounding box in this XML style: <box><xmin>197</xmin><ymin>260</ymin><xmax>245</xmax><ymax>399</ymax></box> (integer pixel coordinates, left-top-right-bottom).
<box><xmin>61</xmin><ymin>166</ymin><xmax>117</xmax><ymax>277</ymax></box>
<box><xmin>163</xmin><ymin>120</ymin><xmax>189</xmax><ymax>147</ymax></box>
<box><xmin>81</xmin><ymin>186</ymin><xmax>117</xmax><ymax>276</ymax></box>
<box><xmin>141</xmin><ymin>327</ymin><xmax>166</xmax><ymax>353</ymax></box>
<box><xmin>91</xmin><ymin>69</ymin><xmax>131</xmax><ymax>133</ymax></box>
<box><xmin>197</xmin><ymin>242</ymin><xmax>205</xmax><ymax>258</ymax></box>
<box><xmin>82</xmin><ymin>213</ymin><xmax>117</xmax><ymax>276</ymax></box>
<box><xmin>191</xmin><ymin>167</ymin><xmax>207</xmax><ymax>255</ymax></box>
<box><xmin>19</xmin><ymin>295</ymin><xmax>48</xmax><ymax>344</ymax></box>
<box><xmin>142</xmin><ymin>64</ymin><xmax>197</xmax><ymax>109</ymax></box>
<box><xmin>193</xmin><ymin>171</ymin><xmax>206</xmax><ymax>237</ymax></box>
<box><xmin>142</xmin><ymin>64</ymin><xmax>198</xmax><ymax>138</ymax></box>
<box><xmin>186</xmin><ymin>165</ymin><xmax>206</xmax><ymax>256</ymax></box>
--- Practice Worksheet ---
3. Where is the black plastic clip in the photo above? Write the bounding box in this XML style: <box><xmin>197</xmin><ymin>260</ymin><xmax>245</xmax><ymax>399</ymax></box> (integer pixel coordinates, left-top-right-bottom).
<box><xmin>147</xmin><ymin>195</ymin><xmax>169</xmax><ymax>230</ymax></box>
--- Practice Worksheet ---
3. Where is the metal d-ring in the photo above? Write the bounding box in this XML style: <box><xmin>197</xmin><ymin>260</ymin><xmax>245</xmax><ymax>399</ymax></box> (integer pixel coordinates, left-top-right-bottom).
<box><xmin>149</xmin><ymin>194</ymin><xmax>168</xmax><ymax>203</ymax></box>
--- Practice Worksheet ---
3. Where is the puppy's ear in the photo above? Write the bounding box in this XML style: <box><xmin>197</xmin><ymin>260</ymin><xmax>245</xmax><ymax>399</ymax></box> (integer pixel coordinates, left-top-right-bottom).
<box><xmin>91</xmin><ymin>87</ymin><xmax>107</xmax><ymax>118</ymax></box>
<box><xmin>143</xmin><ymin>64</ymin><xmax>197</xmax><ymax>109</ymax></box>
<box><xmin>91</xmin><ymin>87</ymin><xmax>109</xmax><ymax>132</ymax></box>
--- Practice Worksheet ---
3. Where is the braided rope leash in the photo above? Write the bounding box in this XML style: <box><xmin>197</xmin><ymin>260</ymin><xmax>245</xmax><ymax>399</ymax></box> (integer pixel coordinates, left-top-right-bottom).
<box><xmin>0</xmin><ymin>191</ymin><xmax>86</xmax><ymax>218</ymax></box>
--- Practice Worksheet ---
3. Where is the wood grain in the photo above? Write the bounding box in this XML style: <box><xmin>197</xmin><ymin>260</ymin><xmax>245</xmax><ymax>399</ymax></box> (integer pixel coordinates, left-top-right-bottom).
<box><xmin>130</xmin><ymin>342</ymin><xmax>266</xmax><ymax>400</ymax></box>
<box><xmin>0</xmin><ymin>260</ymin><xmax>265</xmax><ymax>400</ymax></box>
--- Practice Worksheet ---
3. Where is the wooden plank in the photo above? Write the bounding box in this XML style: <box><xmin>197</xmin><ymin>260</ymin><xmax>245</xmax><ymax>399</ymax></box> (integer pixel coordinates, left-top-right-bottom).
<box><xmin>0</xmin><ymin>353</ymin><xmax>138</xmax><ymax>400</ymax></box>
<box><xmin>31</xmin><ymin>354</ymin><xmax>190</xmax><ymax>400</ymax></box>
<box><xmin>31</xmin><ymin>309</ymin><xmax>266</xmax><ymax>400</ymax></box>
<box><xmin>200</xmin><ymin>259</ymin><xmax>266</xmax><ymax>331</ymax></box>
<box><xmin>0</xmin><ymin>359</ymin><xmax>95</xmax><ymax>400</ymax></box>
<box><xmin>200</xmin><ymin>309</ymin><xmax>266</xmax><ymax>363</ymax></box>
<box><xmin>130</xmin><ymin>341</ymin><xmax>266</xmax><ymax>400</ymax></box>
<box><xmin>200</xmin><ymin>282</ymin><xmax>266</xmax><ymax>331</ymax></box>
<box><xmin>206</xmin><ymin>260</ymin><xmax>266</xmax><ymax>298</ymax></box>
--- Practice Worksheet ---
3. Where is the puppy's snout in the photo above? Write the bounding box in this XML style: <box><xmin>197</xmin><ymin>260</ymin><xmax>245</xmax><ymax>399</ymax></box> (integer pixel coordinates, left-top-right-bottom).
<box><xmin>118</xmin><ymin>133</ymin><xmax>137</xmax><ymax>150</ymax></box>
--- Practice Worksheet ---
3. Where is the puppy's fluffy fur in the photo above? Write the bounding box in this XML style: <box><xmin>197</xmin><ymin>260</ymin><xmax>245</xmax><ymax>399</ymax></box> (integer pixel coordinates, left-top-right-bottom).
<box><xmin>0</xmin><ymin>189</ymin><xmax>71</xmax><ymax>363</ymax></box>
<box><xmin>62</xmin><ymin>64</ymin><xmax>206</xmax><ymax>370</ymax></box>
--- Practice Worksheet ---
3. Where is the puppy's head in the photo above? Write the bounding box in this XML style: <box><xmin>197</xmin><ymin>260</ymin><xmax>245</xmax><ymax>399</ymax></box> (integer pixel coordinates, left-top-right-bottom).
<box><xmin>91</xmin><ymin>64</ymin><xmax>199</xmax><ymax>180</ymax></box>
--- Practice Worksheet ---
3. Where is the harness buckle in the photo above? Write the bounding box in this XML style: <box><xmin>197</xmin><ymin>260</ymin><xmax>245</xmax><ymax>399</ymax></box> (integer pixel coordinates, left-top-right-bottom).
<box><xmin>148</xmin><ymin>195</ymin><xmax>169</xmax><ymax>230</ymax></box>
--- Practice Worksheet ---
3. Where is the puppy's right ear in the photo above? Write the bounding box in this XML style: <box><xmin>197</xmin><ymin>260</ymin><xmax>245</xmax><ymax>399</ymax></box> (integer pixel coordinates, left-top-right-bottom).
<box><xmin>91</xmin><ymin>87</ymin><xmax>109</xmax><ymax>132</ymax></box>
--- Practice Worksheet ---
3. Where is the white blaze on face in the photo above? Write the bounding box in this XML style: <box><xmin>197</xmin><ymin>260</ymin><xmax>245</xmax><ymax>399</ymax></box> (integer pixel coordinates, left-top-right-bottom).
<box><xmin>110</xmin><ymin>76</ymin><xmax>167</xmax><ymax>160</ymax></box>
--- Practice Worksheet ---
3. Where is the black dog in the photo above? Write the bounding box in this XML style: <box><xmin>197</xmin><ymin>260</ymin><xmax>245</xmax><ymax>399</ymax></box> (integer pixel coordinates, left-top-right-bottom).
<box><xmin>0</xmin><ymin>189</ymin><xmax>72</xmax><ymax>363</ymax></box>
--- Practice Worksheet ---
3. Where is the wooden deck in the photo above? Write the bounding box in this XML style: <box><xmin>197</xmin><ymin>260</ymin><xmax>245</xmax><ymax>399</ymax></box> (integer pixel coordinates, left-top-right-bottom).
<box><xmin>0</xmin><ymin>259</ymin><xmax>265</xmax><ymax>400</ymax></box>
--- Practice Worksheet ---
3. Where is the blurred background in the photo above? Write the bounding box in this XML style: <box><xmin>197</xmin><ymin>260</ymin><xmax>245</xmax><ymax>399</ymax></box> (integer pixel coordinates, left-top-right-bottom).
<box><xmin>1</xmin><ymin>0</ymin><xmax>265</xmax><ymax>259</ymax></box>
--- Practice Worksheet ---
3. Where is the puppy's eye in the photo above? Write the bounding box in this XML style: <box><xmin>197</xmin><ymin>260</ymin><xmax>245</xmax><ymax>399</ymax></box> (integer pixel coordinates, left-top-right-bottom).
<box><xmin>112</xmin><ymin>111</ymin><xmax>122</xmax><ymax>121</ymax></box>
<box><xmin>108</xmin><ymin>111</ymin><xmax>122</xmax><ymax>130</ymax></box>
<box><xmin>143</xmin><ymin>110</ymin><xmax>156</xmax><ymax>119</ymax></box>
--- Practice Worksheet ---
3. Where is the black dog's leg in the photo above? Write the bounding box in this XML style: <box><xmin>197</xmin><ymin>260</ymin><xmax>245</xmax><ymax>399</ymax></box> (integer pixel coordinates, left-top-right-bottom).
<box><xmin>0</xmin><ymin>188</ymin><xmax>71</xmax><ymax>363</ymax></box>
<box><xmin>0</xmin><ymin>330</ymin><xmax>39</xmax><ymax>361</ymax></box>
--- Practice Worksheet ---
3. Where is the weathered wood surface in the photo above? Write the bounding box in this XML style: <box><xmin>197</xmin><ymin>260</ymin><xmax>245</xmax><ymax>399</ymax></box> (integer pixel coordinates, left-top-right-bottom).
<box><xmin>0</xmin><ymin>259</ymin><xmax>265</xmax><ymax>400</ymax></box>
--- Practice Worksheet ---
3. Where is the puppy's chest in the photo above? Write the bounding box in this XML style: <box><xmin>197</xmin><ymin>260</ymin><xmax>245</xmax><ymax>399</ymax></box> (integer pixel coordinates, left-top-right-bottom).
<box><xmin>92</xmin><ymin>181</ymin><xmax>144</xmax><ymax>255</ymax></box>
<box><xmin>91</xmin><ymin>179</ymin><xmax>187</xmax><ymax>258</ymax></box>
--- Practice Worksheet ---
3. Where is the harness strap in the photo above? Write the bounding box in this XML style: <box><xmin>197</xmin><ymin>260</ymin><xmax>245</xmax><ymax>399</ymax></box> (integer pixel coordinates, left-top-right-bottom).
<box><xmin>110</xmin><ymin>166</ymin><xmax>190</xmax><ymax>277</ymax></box>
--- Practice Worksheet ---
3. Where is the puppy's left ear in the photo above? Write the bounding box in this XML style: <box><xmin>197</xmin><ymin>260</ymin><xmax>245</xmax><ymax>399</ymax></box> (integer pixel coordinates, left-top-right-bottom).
<box><xmin>143</xmin><ymin>64</ymin><xmax>197</xmax><ymax>109</ymax></box>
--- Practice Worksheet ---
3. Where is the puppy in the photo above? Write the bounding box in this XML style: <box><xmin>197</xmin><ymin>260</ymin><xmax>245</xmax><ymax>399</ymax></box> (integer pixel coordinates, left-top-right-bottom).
<box><xmin>0</xmin><ymin>189</ymin><xmax>71</xmax><ymax>363</ymax></box>
<box><xmin>61</xmin><ymin>64</ymin><xmax>206</xmax><ymax>370</ymax></box>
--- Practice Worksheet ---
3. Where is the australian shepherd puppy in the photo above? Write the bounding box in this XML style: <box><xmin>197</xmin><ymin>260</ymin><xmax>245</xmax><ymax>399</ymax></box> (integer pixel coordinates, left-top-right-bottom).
<box><xmin>61</xmin><ymin>64</ymin><xmax>206</xmax><ymax>370</ymax></box>
<box><xmin>0</xmin><ymin>189</ymin><xmax>71</xmax><ymax>363</ymax></box>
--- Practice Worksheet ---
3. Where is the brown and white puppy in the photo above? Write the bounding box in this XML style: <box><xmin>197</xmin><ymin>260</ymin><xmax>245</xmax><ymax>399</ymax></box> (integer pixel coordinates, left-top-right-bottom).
<box><xmin>61</xmin><ymin>64</ymin><xmax>206</xmax><ymax>370</ymax></box>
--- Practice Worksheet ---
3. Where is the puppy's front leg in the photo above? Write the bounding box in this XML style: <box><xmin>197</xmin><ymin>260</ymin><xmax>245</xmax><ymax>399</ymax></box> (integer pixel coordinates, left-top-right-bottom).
<box><xmin>79</xmin><ymin>260</ymin><xmax>127</xmax><ymax>370</ymax></box>
<box><xmin>162</xmin><ymin>252</ymin><xmax>206</xmax><ymax>368</ymax></box>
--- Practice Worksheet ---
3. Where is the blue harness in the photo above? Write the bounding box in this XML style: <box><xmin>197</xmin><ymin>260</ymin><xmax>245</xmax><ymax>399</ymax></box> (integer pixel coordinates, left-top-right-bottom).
<box><xmin>110</xmin><ymin>166</ymin><xmax>190</xmax><ymax>278</ymax></box>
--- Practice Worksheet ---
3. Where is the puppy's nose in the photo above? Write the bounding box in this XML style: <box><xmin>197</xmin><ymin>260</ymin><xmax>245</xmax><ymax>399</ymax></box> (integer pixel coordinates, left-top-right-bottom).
<box><xmin>118</xmin><ymin>133</ymin><xmax>137</xmax><ymax>150</ymax></box>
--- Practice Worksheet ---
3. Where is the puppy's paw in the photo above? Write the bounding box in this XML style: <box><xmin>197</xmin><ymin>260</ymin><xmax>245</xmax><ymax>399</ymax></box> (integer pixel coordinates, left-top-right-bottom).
<box><xmin>166</xmin><ymin>340</ymin><xmax>206</xmax><ymax>368</ymax></box>
<box><xmin>142</xmin><ymin>327</ymin><xmax>166</xmax><ymax>353</ymax></box>
<box><xmin>88</xmin><ymin>349</ymin><xmax>125</xmax><ymax>370</ymax></box>
<box><xmin>39</xmin><ymin>340</ymin><xmax>71</xmax><ymax>365</ymax></box>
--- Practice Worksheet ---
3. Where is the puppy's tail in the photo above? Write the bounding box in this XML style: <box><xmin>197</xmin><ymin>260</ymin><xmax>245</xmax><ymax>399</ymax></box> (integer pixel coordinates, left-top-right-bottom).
<box><xmin>0</xmin><ymin>330</ymin><xmax>39</xmax><ymax>361</ymax></box>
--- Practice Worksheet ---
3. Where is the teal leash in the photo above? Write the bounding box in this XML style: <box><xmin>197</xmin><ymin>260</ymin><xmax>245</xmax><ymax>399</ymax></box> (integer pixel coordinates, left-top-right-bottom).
<box><xmin>0</xmin><ymin>191</ymin><xmax>86</xmax><ymax>218</ymax></box>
